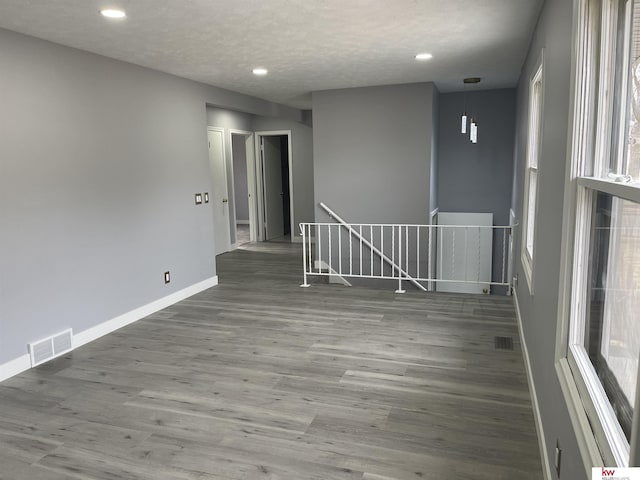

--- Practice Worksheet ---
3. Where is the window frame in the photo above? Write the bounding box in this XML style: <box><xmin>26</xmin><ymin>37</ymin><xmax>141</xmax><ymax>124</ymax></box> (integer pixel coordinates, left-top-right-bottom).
<box><xmin>521</xmin><ymin>53</ymin><xmax>545</xmax><ymax>294</ymax></box>
<box><xmin>556</xmin><ymin>0</ymin><xmax>640</xmax><ymax>471</ymax></box>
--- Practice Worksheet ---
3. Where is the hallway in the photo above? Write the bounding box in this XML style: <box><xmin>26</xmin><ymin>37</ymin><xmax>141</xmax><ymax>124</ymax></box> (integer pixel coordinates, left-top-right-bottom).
<box><xmin>0</xmin><ymin>242</ymin><xmax>542</xmax><ymax>479</ymax></box>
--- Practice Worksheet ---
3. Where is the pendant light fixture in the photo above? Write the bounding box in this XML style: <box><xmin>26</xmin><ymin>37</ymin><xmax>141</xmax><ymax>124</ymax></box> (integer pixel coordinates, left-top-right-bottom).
<box><xmin>461</xmin><ymin>77</ymin><xmax>481</xmax><ymax>143</ymax></box>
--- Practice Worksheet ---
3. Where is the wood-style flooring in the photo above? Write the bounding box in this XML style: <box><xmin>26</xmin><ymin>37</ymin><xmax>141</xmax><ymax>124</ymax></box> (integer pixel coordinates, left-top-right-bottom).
<box><xmin>0</xmin><ymin>241</ymin><xmax>542</xmax><ymax>479</ymax></box>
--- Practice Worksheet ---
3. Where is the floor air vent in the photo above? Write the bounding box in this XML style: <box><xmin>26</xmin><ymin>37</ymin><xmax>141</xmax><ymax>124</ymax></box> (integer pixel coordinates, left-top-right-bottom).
<box><xmin>494</xmin><ymin>336</ymin><xmax>514</xmax><ymax>351</ymax></box>
<box><xmin>28</xmin><ymin>329</ymin><xmax>73</xmax><ymax>367</ymax></box>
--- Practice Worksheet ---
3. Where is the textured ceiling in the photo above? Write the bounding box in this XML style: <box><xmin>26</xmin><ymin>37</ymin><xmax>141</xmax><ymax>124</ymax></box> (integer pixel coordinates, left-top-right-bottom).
<box><xmin>0</xmin><ymin>0</ymin><xmax>543</xmax><ymax>109</ymax></box>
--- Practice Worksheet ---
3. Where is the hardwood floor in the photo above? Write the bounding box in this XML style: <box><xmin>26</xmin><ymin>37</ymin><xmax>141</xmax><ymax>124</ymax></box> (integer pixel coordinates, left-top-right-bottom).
<box><xmin>0</xmin><ymin>242</ymin><xmax>542</xmax><ymax>479</ymax></box>
<box><xmin>236</xmin><ymin>224</ymin><xmax>250</xmax><ymax>246</ymax></box>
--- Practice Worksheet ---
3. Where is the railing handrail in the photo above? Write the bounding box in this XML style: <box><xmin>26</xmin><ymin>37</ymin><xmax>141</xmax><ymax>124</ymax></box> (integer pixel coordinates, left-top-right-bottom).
<box><xmin>302</xmin><ymin>221</ymin><xmax>512</xmax><ymax>230</ymax></box>
<box><xmin>317</xmin><ymin>202</ymin><xmax>428</xmax><ymax>292</ymax></box>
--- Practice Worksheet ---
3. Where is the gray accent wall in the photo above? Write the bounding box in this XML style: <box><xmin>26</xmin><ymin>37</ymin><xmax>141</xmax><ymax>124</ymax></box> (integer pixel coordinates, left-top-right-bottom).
<box><xmin>438</xmin><ymin>89</ymin><xmax>516</xmax><ymax>291</ymax></box>
<box><xmin>312</xmin><ymin>83</ymin><xmax>436</xmax><ymax>224</ymax></box>
<box><xmin>438</xmin><ymin>89</ymin><xmax>515</xmax><ymax>226</ymax></box>
<box><xmin>512</xmin><ymin>0</ymin><xmax>585</xmax><ymax>477</ymax></box>
<box><xmin>0</xmin><ymin>28</ymin><xmax>303</xmax><ymax>366</ymax></box>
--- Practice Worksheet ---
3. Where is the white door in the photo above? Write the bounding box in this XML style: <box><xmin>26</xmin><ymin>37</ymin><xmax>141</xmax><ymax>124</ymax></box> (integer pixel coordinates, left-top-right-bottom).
<box><xmin>262</xmin><ymin>137</ymin><xmax>284</xmax><ymax>240</ymax></box>
<box><xmin>436</xmin><ymin>212</ymin><xmax>493</xmax><ymax>294</ymax></box>
<box><xmin>208</xmin><ymin>129</ymin><xmax>230</xmax><ymax>255</ymax></box>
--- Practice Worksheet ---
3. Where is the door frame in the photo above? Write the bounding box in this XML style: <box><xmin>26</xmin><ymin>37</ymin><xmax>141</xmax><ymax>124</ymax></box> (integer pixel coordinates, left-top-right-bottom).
<box><xmin>229</xmin><ymin>129</ymin><xmax>258</xmax><ymax>245</ymax></box>
<box><xmin>206</xmin><ymin>126</ymin><xmax>231</xmax><ymax>254</ymax></box>
<box><xmin>254</xmin><ymin>130</ymin><xmax>294</xmax><ymax>243</ymax></box>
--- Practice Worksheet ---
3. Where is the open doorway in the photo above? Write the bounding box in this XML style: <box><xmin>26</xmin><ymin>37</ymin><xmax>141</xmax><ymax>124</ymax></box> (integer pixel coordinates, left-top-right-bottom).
<box><xmin>231</xmin><ymin>131</ymin><xmax>253</xmax><ymax>247</ymax></box>
<box><xmin>229</xmin><ymin>130</ymin><xmax>256</xmax><ymax>247</ymax></box>
<box><xmin>256</xmin><ymin>131</ymin><xmax>293</xmax><ymax>242</ymax></box>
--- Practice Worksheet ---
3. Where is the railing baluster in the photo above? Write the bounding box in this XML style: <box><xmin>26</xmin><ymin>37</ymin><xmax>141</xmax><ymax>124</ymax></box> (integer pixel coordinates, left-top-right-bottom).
<box><xmin>338</xmin><ymin>224</ymin><xmax>342</xmax><ymax>275</ymax></box>
<box><xmin>359</xmin><ymin>225</ymin><xmax>363</xmax><ymax>276</ymax></box>
<box><xmin>370</xmin><ymin>225</ymin><xmax>373</xmax><ymax>276</ymax></box>
<box><xmin>391</xmin><ymin>226</ymin><xmax>395</xmax><ymax>278</ymax></box>
<box><xmin>328</xmin><ymin>224</ymin><xmax>332</xmax><ymax>274</ymax></box>
<box><xmin>395</xmin><ymin>225</ymin><xmax>405</xmax><ymax>293</ymax></box>
<box><xmin>439</xmin><ymin>226</ymin><xmax>443</xmax><ymax>285</ymax></box>
<box><xmin>428</xmin><ymin>225</ymin><xmax>433</xmax><ymax>290</ymax></box>
<box><xmin>349</xmin><ymin>225</ymin><xmax>353</xmax><ymax>276</ymax></box>
<box><xmin>301</xmin><ymin>223</ymin><xmax>309</xmax><ymax>287</ymax></box>
<box><xmin>381</xmin><ymin>226</ymin><xmax>385</xmax><ymax>277</ymax></box>
<box><xmin>502</xmin><ymin>228</ymin><xmax>507</xmax><ymax>285</ymax></box>
<box><xmin>476</xmin><ymin>227</ymin><xmax>481</xmax><ymax>282</ymax></box>
<box><xmin>308</xmin><ymin>223</ymin><xmax>312</xmax><ymax>272</ymax></box>
<box><xmin>464</xmin><ymin>227</ymin><xmax>468</xmax><ymax>281</ymax></box>
<box><xmin>397</xmin><ymin>225</ymin><xmax>401</xmax><ymax>279</ymax></box>
<box><xmin>452</xmin><ymin>228</ymin><xmax>456</xmax><ymax>279</ymax></box>
<box><xmin>317</xmin><ymin>224</ymin><xmax>322</xmax><ymax>274</ymax></box>
<box><xmin>508</xmin><ymin>225</ymin><xmax>514</xmax><ymax>290</ymax></box>
<box><xmin>416</xmin><ymin>226</ymin><xmax>420</xmax><ymax>279</ymax></box>
<box><xmin>405</xmin><ymin>225</ymin><xmax>409</xmax><ymax>275</ymax></box>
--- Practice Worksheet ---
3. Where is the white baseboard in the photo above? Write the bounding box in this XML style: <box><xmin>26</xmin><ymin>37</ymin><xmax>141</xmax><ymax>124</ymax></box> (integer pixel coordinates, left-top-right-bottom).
<box><xmin>0</xmin><ymin>275</ymin><xmax>219</xmax><ymax>383</ymax></box>
<box><xmin>292</xmin><ymin>235</ymin><xmax>303</xmax><ymax>244</ymax></box>
<box><xmin>513</xmin><ymin>290</ymin><xmax>552</xmax><ymax>480</ymax></box>
<box><xmin>236</xmin><ymin>220</ymin><xmax>250</xmax><ymax>225</ymax></box>
<box><xmin>74</xmin><ymin>276</ymin><xmax>218</xmax><ymax>349</ymax></box>
<box><xmin>0</xmin><ymin>354</ymin><xmax>31</xmax><ymax>383</ymax></box>
<box><xmin>230</xmin><ymin>243</ymin><xmax>238</xmax><ymax>250</ymax></box>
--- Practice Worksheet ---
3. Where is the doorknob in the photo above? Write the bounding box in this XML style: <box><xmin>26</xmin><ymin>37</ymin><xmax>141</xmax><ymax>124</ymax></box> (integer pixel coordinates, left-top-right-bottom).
<box><xmin>222</xmin><ymin>198</ymin><xmax>228</xmax><ymax>203</ymax></box>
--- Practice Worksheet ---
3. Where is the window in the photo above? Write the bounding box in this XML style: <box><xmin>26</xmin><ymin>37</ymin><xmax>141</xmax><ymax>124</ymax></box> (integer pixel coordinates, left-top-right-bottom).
<box><xmin>522</xmin><ymin>60</ymin><xmax>544</xmax><ymax>291</ymax></box>
<box><xmin>562</xmin><ymin>0</ymin><xmax>640</xmax><ymax>467</ymax></box>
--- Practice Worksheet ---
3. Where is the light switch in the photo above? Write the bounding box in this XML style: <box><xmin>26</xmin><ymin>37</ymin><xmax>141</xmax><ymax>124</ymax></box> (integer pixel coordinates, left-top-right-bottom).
<box><xmin>204</xmin><ymin>192</ymin><xmax>209</xmax><ymax>203</ymax></box>
<box><xmin>195</xmin><ymin>193</ymin><xmax>203</xmax><ymax>205</ymax></box>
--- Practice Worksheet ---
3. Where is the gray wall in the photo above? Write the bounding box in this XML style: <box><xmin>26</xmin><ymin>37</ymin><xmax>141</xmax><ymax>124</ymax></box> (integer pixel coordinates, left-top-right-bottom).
<box><xmin>0</xmin><ymin>28</ymin><xmax>302</xmax><ymax>366</ymax></box>
<box><xmin>232</xmin><ymin>134</ymin><xmax>249</xmax><ymax>221</ymax></box>
<box><xmin>206</xmin><ymin>108</ymin><xmax>253</xmax><ymax>132</ymax></box>
<box><xmin>252</xmin><ymin>115</ymin><xmax>315</xmax><ymax>239</ymax></box>
<box><xmin>512</xmin><ymin>0</ymin><xmax>585</xmax><ymax>478</ymax></box>
<box><xmin>438</xmin><ymin>89</ymin><xmax>516</xmax><ymax>291</ymax></box>
<box><xmin>430</xmin><ymin>87</ymin><xmax>440</xmax><ymax>215</ymax></box>
<box><xmin>312</xmin><ymin>83</ymin><xmax>436</xmax><ymax>224</ymax></box>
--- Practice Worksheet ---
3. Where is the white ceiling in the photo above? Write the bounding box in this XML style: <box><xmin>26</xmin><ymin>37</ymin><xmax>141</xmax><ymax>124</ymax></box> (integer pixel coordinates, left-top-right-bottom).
<box><xmin>0</xmin><ymin>0</ymin><xmax>543</xmax><ymax>110</ymax></box>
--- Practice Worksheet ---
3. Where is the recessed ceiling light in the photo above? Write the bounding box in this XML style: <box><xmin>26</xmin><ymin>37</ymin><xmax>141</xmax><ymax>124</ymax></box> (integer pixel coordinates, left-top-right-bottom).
<box><xmin>252</xmin><ymin>68</ymin><xmax>268</xmax><ymax>76</ymax></box>
<box><xmin>415</xmin><ymin>53</ymin><xmax>433</xmax><ymax>61</ymax></box>
<box><xmin>100</xmin><ymin>9</ymin><xmax>126</xmax><ymax>19</ymax></box>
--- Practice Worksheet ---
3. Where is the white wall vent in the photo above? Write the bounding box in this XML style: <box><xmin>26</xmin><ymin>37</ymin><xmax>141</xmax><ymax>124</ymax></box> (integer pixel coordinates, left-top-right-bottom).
<box><xmin>28</xmin><ymin>329</ymin><xmax>73</xmax><ymax>367</ymax></box>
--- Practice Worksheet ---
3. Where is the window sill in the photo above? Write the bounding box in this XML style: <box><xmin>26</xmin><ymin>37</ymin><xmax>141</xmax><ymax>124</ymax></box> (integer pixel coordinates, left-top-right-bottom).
<box><xmin>556</xmin><ymin>358</ymin><xmax>604</xmax><ymax>476</ymax></box>
<box><xmin>521</xmin><ymin>252</ymin><xmax>535</xmax><ymax>295</ymax></box>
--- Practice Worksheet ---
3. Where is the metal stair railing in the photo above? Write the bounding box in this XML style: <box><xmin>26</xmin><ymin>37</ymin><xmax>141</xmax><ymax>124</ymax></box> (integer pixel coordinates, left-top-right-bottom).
<box><xmin>301</xmin><ymin>202</ymin><xmax>426</xmax><ymax>292</ymax></box>
<box><xmin>299</xmin><ymin>203</ymin><xmax>514</xmax><ymax>294</ymax></box>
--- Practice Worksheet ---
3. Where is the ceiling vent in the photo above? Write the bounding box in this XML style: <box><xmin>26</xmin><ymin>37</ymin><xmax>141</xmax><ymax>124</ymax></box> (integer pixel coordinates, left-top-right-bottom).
<box><xmin>28</xmin><ymin>329</ymin><xmax>73</xmax><ymax>367</ymax></box>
